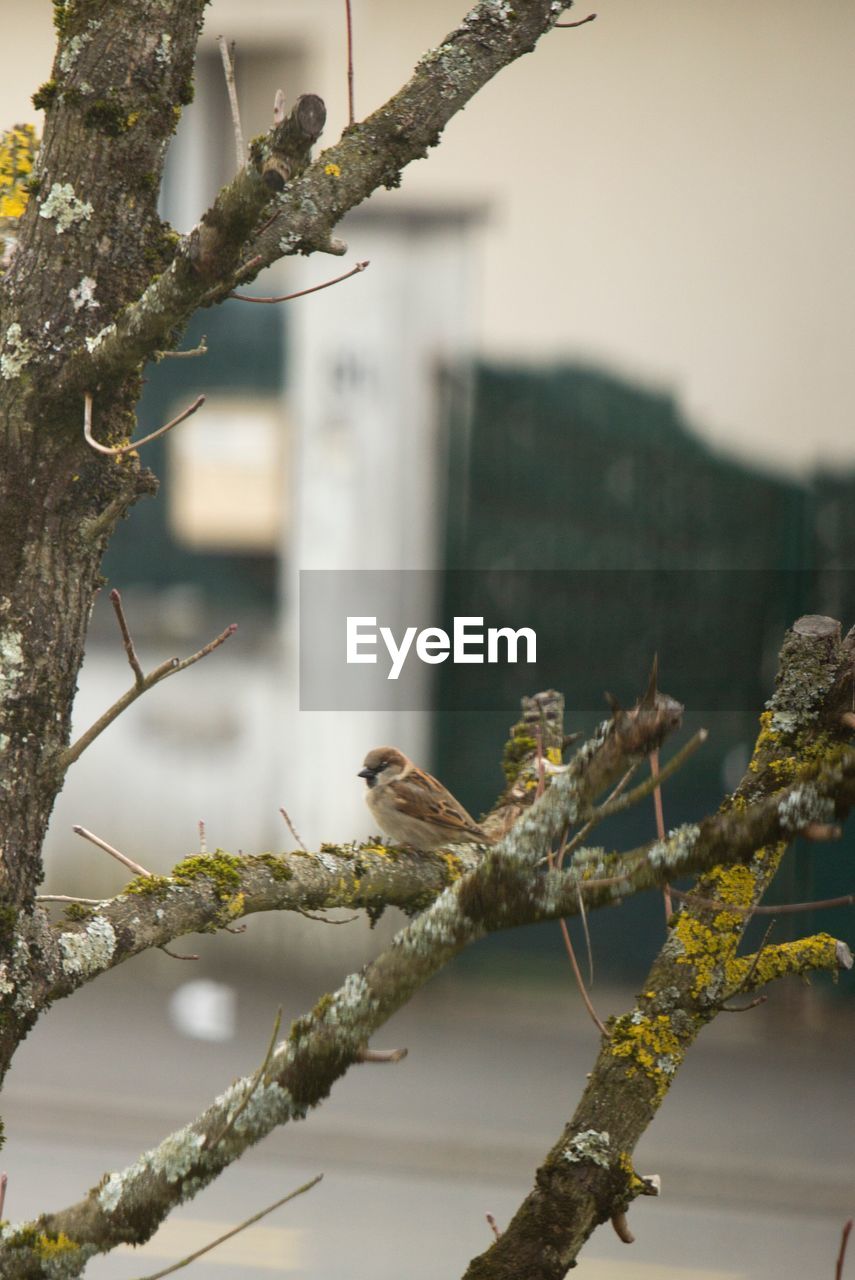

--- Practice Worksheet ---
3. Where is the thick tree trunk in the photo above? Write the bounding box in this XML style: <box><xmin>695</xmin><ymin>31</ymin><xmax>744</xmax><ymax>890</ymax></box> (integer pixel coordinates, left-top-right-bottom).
<box><xmin>0</xmin><ymin>3</ymin><xmax>205</xmax><ymax>1059</ymax></box>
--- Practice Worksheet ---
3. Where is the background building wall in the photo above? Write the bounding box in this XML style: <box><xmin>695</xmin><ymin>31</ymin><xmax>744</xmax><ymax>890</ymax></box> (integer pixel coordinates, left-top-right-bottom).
<box><xmin>4</xmin><ymin>2</ymin><xmax>855</xmax><ymax>471</ymax></box>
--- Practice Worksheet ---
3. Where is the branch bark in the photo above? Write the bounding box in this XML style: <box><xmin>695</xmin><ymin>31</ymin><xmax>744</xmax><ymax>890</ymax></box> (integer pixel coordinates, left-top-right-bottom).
<box><xmin>462</xmin><ymin>615</ymin><xmax>855</xmax><ymax>1280</ymax></box>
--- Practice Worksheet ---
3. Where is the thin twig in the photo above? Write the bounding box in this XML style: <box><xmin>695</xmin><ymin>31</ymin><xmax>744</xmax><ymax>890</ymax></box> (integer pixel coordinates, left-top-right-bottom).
<box><xmin>720</xmin><ymin>994</ymin><xmax>768</xmax><ymax>1013</ymax></box>
<box><xmin>594</xmin><ymin>730</ymin><xmax>708</xmax><ymax>823</ymax></box>
<box><xmin>540</xmin><ymin>727</ymin><xmax>609</xmax><ymax>1036</ymax></box>
<box><xmin>556</xmin><ymin>13</ymin><xmax>597</xmax><ymax>27</ymax></box>
<box><xmin>722</xmin><ymin>920</ymin><xmax>775</xmax><ymax>1011</ymax></box>
<box><xmin>486</xmin><ymin>1213</ymin><xmax>502</xmax><ymax>1241</ymax></box>
<box><xmin>556</xmin><ymin>916</ymin><xmax>610</xmax><ymax>1038</ymax></box>
<box><xmin>559</xmin><ymin>762</ymin><xmax>639</xmax><ymax>865</ymax></box>
<box><xmin>279</xmin><ymin>806</ymin><xmax>308</xmax><ymax>852</ymax></box>
<box><xmin>577</xmin><ymin>882</ymin><xmax>594</xmax><ymax>986</ymax></box>
<box><xmin>837</xmin><ymin>1219</ymin><xmax>853</xmax><ymax>1280</ymax></box>
<box><xmin>198</xmin><ymin>819</ymin><xmax>207</xmax><ymax>856</ymax></box>
<box><xmin>206</xmin><ymin>1007</ymin><xmax>283</xmax><ymax>1150</ymax></box>
<box><xmin>156</xmin><ymin>337</ymin><xmax>207</xmax><ymax>360</ymax></box>
<box><xmin>84</xmin><ymin>391</ymin><xmax>205</xmax><ymax>458</ymax></box>
<box><xmin>132</xmin><ymin>1174</ymin><xmax>323</xmax><ymax>1280</ymax></box>
<box><xmin>110</xmin><ymin>588</ymin><xmax>144</xmax><ymax>688</ymax></box>
<box><xmin>234</xmin><ymin>254</ymin><xmax>263</xmax><ymax>283</ymax></box>
<box><xmin>232</xmin><ymin>260</ymin><xmax>369</xmax><ymax>304</ymax></box>
<box><xmin>0</xmin><ymin>1173</ymin><xmax>6</xmax><ymax>1221</ymax></box>
<box><xmin>649</xmin><ymin>749</ymin><xmax>671</xmax><ymax>921</ymax></box>
<box><xmin>356</xmin><ymin>1047</ymin><xmax>408</xmax><ymax>1063</ymax></box>
<box><xmin>217</xmin><ymin>36</ymin><xmax>245</xmax><ymax>169</ymax></box>
<box><xmin>344</xmin><ymin>0</ymin><xmax>355</xmax><ymax>125</ymax></box>
<box><xmin>296</xmin><ymin>907</ymin><xmax>358</xmax><ymax>925</ymax></box>
<box><xmin>72</xmin><ymin>826</ymin><xmax>152</xmax><ymax>878</ymax></box>
<box><xmin>669</xmin><ymin>885</ymin><xmax>855</xmax><ymax>917</ymax></box>
<box><xmin>59</xmin><ymin>622</ymin><xmax>237</xmax><ymax>770</ymax></box>
<box><xmin>36</xmin><ymin>894</ymin><xmax>106</xmax><ymax>905</ymax></box>
<box><xmin>159</xmin><ymin>945</ymin><xmax>199</xmax><ymax>962</ymax></box>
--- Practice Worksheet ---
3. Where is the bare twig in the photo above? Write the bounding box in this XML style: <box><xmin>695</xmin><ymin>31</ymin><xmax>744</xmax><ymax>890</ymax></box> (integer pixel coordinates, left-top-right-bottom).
<box><xmin>110</xmin><ymin>588</ymin><xmax>144</xmax><ymax>688</ymax></box>
<box><xmin>344</xmin><ymin>0</ymin><xmax>355</xmax><ymax>125</ymax></box>
<box><xmin>72</xmin><ymin>826</ymin><xmax>152</xmax><ymax>879</ymax></box>
<box><xmin>198</xmin><ymin>819</ymin><xmax>207</xmax><ymax>856</ymax></box>
<box><xmin>132</xmin><ymin>1174</ymin><xmax>323</xmax><ymax>1280</ymax></box>
<box><xmin>218</xmin><ymin>36</ymin><xmax>245</xmax><ymax>169</ymax></box>
<box><xmin>0</xmin><ymin>1173</ymin><xmax>6</xmax><ymax>1221</ymax></box>
<box><xmin>576</xmin><ymin>882</ymin><xmax>594</xmax><ymax>986</ymax></box>
<box><xmin>556</xmin><ymin>916</ymin><xmax>609</xmax><ymax>1038</ymax></box>
<box><xmin>159</xmin><ymin>945</ymin><xmax>199</xmax><ymax>962</ymax></box>
<box><xmin>556</xmin><ymin>13</ymin><xmax>597</xmax><ymax>27</ymax></box>
<box><xmin>279</xmin><ymin>807</ymin><xmax>308</xmax><ymax>852</ymax></box>
<box><xmin>273</xmin><ymin>89</ymin><xmax>286</xmax><ymax>126</ymax></box>
<box><xmin>541</xmin><ymin>726</ymin><xmax>609</xmax><ymax>1037</ymax></box>
<box><xmin>36</xmin><ymin>895</ymin><xmax>106</xmax><ymax>905</ymax></box>
<box><xmin>650</xmin><ymin>749</ymin><xmax>672</xmax><ymax>921</ymax></box>
<box><xmin>207</xmin><ymin>1007</ymin><xmax>283</xmax><ymax>1150</ymax></box>
<box><xmin>356</xmin><ymin>1047</ymin><xmax>408</xmax><ymax>1063</ymax></box>
<box><xmin>84</xmin><ymin>391</ymin><xmax>205</xmax><ymax>458</ymax></box>
<box><xmin>296</xmin><ymin>907</ymin><xmax>358</xmax><ymax>924</ymax></box>
<box><xmin>837</xmin><ymin>1219</ymin><xmax>853</xmax><ymax>1280</ymax></box>
<box><xmin>721</xmin><ymin>994</ymin><xmax>768</xmax><ymax>1013</ymax></box>
<box><xmin>669</xmin><ymin>885</ymin><xmax>855</xmax><ymax>917</ymax></box>
<box><xmin>59</xmin><ymin>621</ymin><xmax>237</xmax><ymax>770</ymax></box>
<box><xmin>486</xmin><ymin>1213</ymin><xmax>502</xmax><ymax>1241</ymax></box>
<box><xmin>721</xmin><ymin>921</ymin><xmax>775</xmax><ymax>1012</ymax></box>
<box><xmin>155</xmin><ymin>336</ymin><xmax>207</xmax><ymax>361</ymax></box>
<box><xmin>559</xmin><ymin>762</ymin><xmax>638</xmax><ymax>865</ymax></box>
<box><xmin>590</xmin><ymin>731</ymin><xmax>708</xmax><ymax>823</ymax></box>
<box><xmin>232</xmin><ymin>259</ymin><xmax>369</xmax><ymax>304</ymax></box>
<box><xmin>234</xmin><ymin>254</ymin><xmax>263</xmax><ymax>283</ymax></box>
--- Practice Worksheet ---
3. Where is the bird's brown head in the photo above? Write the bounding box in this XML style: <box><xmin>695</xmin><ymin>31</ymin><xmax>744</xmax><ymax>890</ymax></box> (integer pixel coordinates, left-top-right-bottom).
<box><xmin>358</xmin><ymin>746</ymin><xmax>408</xmax><ymax>788</ymax></box>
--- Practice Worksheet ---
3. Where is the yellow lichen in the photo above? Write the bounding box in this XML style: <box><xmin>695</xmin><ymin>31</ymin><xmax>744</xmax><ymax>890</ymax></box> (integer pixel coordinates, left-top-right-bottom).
<box><xmin>0</xmin><ymin>123</ymin><xmax>37</xmax><ymax>219</ymax></box>
<box><xmin>618</xmin><ymin>1150</ymin><xmax>647</xmax><ymax>1194</ymax></box>
<box><xmin>324</xmin><ymin>162</ymin><xmax>341</xmax><ymax>177</ymax></box>
<box><xmin>35</xmin><ymin>1231</ymin><xmax>78</xmax><ymax>1259</ymax></box>
<box><xmin>610</xmin><ymin>1012</ymin><xmax>684</xmax><ymax>1102</ymax></box>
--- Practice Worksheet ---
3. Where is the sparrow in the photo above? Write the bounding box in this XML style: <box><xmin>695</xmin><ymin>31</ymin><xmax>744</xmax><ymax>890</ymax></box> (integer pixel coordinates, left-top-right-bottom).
<box><xmin>358</xmin><ymin>747</ymin><xmax>494</xmax><ymax>852</ymax></box>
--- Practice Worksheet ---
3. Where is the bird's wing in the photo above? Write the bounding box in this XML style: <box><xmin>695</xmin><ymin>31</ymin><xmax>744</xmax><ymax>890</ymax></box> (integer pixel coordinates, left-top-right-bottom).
<box><xmin>391</xmin><ymin>774</ymin><xmax>493</xmax><ymax>842</ymax></box>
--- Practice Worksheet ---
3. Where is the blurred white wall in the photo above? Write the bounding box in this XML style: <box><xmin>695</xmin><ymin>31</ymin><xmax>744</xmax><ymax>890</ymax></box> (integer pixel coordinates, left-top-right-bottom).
<box><xmin>5</xmin><ymin>2</ymin><xmax>855</xmax><ymax>470</ymax></box>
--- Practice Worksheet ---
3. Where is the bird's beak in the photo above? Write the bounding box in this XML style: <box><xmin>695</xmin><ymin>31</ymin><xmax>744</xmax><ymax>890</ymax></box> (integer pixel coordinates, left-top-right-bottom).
<box><xmin>358</xmin><ymin>767</ymin><xmax>374</xmax><ymax>779</ymax></box>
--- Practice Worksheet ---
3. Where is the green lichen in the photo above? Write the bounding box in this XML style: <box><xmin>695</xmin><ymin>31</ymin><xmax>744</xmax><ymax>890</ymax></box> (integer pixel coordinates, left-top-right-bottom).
<box><xmin>254</xmin><ymin>853</ymin><xmax>293</xmax><ymax>882</ymax></box>
<box><xmin>32</xmin><ymin>80</ymin><xmax>59</xmax><ymax>111</ymax></box>
<box><xmin>289</xmin><ymin>991</ymin><xmax>334</xmax><ymax>1043</ymax></box>
<box><xmin>84</xmin><ymin>96</ymin><xmax>131</xmax><ymax>137</ymax></box>
<box><xmin>124</xmin><ymin>873</ymin><xmax>171</xmax><ymax>898</ymax></box>
<box><xmin>63</xmin><ymin>902</ymin><xmax>94</xmax><ymax>922</ymax></box>
<box><xmin>171</xmin><ymin>852</ymin><xmax>242</xmax><ymax>899</ymax></box>
<box><xmin>502</xmin><ymin>733</ymin><xmax>537</xmax><ymax>785</ymax></box>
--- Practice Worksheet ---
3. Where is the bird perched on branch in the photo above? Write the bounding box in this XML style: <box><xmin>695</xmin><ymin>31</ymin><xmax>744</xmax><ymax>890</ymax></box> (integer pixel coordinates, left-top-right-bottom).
<box><xmin>359</xmin><ymin>747</ymin><xmax>494</xmax><ymax>852</ymax></box>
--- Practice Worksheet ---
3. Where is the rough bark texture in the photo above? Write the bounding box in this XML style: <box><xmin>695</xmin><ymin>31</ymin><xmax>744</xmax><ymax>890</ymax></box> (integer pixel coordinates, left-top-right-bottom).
<box><xmin>1</xmin><ymin>5</ymin><xmax>854</xmax><ymax>1277</ymax></box>
<box><xmin>462</xmin><ymin>615</ymin><xmax>855</xmax><ymax>1280</ymax></box>
<box><xmin>0</xmin><ymin>0</ymin><xmax>575</xmax><ymax>1082</ymax></box>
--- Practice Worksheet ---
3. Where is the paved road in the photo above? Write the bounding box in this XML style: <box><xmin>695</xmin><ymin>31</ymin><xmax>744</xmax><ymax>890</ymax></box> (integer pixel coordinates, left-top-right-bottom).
<box><xmin>2</xmin><ymin>955</ymin><xmax>852</xmax><ymax>1279</ymax></box>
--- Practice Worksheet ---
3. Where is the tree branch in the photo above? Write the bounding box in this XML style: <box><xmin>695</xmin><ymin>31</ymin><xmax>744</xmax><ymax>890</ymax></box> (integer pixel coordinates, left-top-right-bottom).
<box><xmin>55</xmin><ymin>0</ymin><xmax>574</xmax><ymax>396</ymax></box>
<box><xmin>462</xmin><ymin>614</ymin><xmax>855</xmax><ymax>1279</ymax></box>
<box><xmin>56</xmin><ymin>620</ymin><xmax>237</xmax><ymax>774</ymax></box>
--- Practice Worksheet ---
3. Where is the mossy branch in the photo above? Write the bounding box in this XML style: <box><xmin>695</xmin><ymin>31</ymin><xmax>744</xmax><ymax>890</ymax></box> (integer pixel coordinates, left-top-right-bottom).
<box><xmin>462</xmin><ymin>614</ymin><xmax>855</xmax><ymax>1280</ymax></box>
<box><xmin>55</xmin><ymin>0</ymin><xmax>574</xmax><ymax>396</ymax></box>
